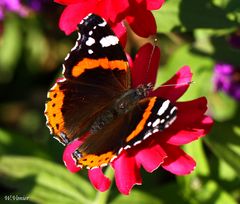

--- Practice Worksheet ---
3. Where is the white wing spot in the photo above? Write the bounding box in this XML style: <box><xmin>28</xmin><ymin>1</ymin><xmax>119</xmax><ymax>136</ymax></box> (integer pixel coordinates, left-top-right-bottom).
<box><xmin>98</xmin><ymin>21</ymin><xmax>107</xmax><ymax>27</ymax></box>
<box><xmin>143</xmin><ymin>133</ymin><xmax>151</xmax><ymax>140</ymax></box>
<box><xmin>71</xmin><ymin>42</ymin><xmax>78</xmax><ymax>51</ymax></box>
<box><xmin>152</xmin><ymin>118</ymin><xmax>160</xmax><ymax>127</ymax></box>
<box><xmin>157</xmin><ymin>100</ymin><xmax>170</xmax><ymax>116</ymax></box>
<box><xmin>86</xmin><ymin>37</ymin><xmax>95</xmax><ymax>46</ymax></box>
<box><xmin>147</xmin><ymin>122</ymin><xmax>152</xmax><ymax>127</ymax></box>
<box><xmin>89</xmin><ymin>30</ymin><xmax>93</xmax><ymax>35</ymax></box>
<box><xmin>88</xmin><ymin>49</ymin><xmax>93</xmax><ymax>54</ymax></box>
<box><xmin>62</xmin><ymin>64</ymin><xmax>66</xmax><ymax>74</ymax></box>
<box><xmin>124</xmin><ymin>145</ymin><xmax>131</xmax><ymax>150</ymax></box>
<box><xmin>100</xmin><ymin>35</ymin><xmax>119</xmax><ymax>47</ymax></box>
<box><xmin>153</xmin><ymin>129</ymin><xmax>159</xmax><ymax>133</ymax></box>
<box><xmin>64</xmin><ymin>53</ymin><xmax>70</xmax><ymax>61</ymax></box>
<box><xmin>133</xmin><ymin>141</ymin><xmax>141</xmax><ymax>146</ymax></box>
<box><xmin>170</xmin><ymin>107</ymin><xmax>177</xmax><ymax>115</ymax></box>
<box><xmin>77</xmin><ymin>32</ymin><xmax>81</xmax><ymax>40</ymax></box>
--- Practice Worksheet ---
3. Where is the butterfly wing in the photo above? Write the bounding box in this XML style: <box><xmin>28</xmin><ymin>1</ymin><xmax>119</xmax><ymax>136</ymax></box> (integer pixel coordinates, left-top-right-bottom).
<box><xmin>45</xmin><ymin>14</ymin><xmax>130</xmax><ymax>145</ymax></box>
<box><xmin>73</xmin><ymin>97</ymin><xmax>177</xmax><ymax>169</ymax></box>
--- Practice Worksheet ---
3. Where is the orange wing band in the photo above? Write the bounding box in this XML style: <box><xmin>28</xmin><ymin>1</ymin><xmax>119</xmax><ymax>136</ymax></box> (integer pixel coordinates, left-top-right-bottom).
<box><xmin>126</xmin><ymin>97</ymin><xmax>157</xmax><ymax>143</ymax></box>
<box><xmin>45</xmin><ymin>83</ymin><xmax>65</xmax><ymax>136</ymax></box>
<box><xmin>72</xmin><ymin>57</ymin><xmax>128</xmax><ymax>77</ymax></box>
<box><xmin>76</xmin><ymin>151</ymin><xmax>116</xmax><ymax>169</ymax></box>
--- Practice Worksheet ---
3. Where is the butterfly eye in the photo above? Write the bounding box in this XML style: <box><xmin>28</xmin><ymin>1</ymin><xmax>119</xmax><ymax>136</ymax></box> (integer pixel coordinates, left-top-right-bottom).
<box><xmin>119</xmin><ymin>103</ymin><xmax>125</xmax><ymax>109</ymax></box>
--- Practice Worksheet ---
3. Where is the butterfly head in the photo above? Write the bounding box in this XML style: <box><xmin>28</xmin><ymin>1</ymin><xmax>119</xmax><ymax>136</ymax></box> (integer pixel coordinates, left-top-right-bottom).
<box><xmin>136</xmin><ymin>83</ymin><xmax>153</xmax><ymax>98</ymax></box>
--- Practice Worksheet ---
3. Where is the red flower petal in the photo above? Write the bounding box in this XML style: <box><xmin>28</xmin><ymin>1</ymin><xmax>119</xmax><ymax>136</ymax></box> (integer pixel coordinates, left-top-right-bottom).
<box><xmin>159</xmin><ymin>116</ymin><xmax>213</xmax><ymax>145</ymax></box>
<box><xmin>54</xmin><ymin>0</ymin><xmax>82</xmax><ymax>5</ymax></box>
<box><xmin>94</xmin><ymin>0</ymin><xmax>129</xmax><ymax>23</ymax></box>
<box><xmin>112</xmin><ymin>22</ymin><xmax>127</xmax><ymax>47</ymax></box>
<box><xmin>59</xmin><ymin>2</ymin><xmax>95</xmax><ymax>35</ymax></box>
<box><xmin>126</xmin><ymin>53</ymin><xmax>133</xmax><ymax>68</ymax></box>
<box><xmin>63</xmin><ymin>138</ymin><xmax>82</xmax><ymax>173</ymax></box>
<box><xmin>161</xmin><ymin>144</ymin><xmax>196</xmax><ymax>175</ymax></box>
<box><xmin>135</xmin><ymin>143</ymin><xmax>167</xmax><ymax>172</ymax></box>
<box><xmin>88</xmin><ymin>168</ymin><xmax>111</xmax><ymax>192</ymax></box>
<box><xmin>126</xmin><ymin>8</ymin><xmax>156</xmax><ymax>38</ymax></box>
<box><xmin>58</xmin><ymin>0</ymin><xmax>129</xmax><ymax>35</ymax></box>
<box><xmin>152</xmin><ymin>66</ymin><xmax>192</xmax><ymax>101</ymax></box>
<box><xmin>112</xmin><ymin>151</ymin><xmax>142</xmax><ymax>195</ymax></box>
<box><xmin>131</xmin><ymin>43</ymin><xmax>160</xmax><ymax>88</ymax></box>
<box><xmin>174</xmin><ymin>97</ymin><xmax>208</xmax><ymax>127</ymax></box>
<box><xmin>135</xmin><ymin>0</ymin><xmax>165</xmax><ymax>10</ymax></box>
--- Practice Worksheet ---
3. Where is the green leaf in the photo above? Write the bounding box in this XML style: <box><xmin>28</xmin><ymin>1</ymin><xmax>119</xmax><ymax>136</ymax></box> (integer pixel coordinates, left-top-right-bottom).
<box><xmin>204</xmin><ymin>123</ymin><xmax>240</xmax><ymax>176</ymax></box>
<box><xmin>156</xmin><ymin>44</ymin><xmax>214</xmax><ymax>100</ymax></box>
<box><xmin>154</xmin><ymin>0</ymin><xmax>182</xmax><ymax>33</ymax></box>
<box><xmin>0</xmin><ymin>156</ymin><xmax>95</xmax><ymax>204</ymax></box>
<box><xmin>111</xmin><ymin>182</ymin><xmax>188</xmax><ymax>204</ymax></box>
<box><xmin>0</xmin><ymin>128</ymin><xmax>48</xmax><ymax>158</ymax></box>
<box><xmin>110</xmin><ymin>190</ymin><xmax>162</xmax><ymax>204</ymax></box>
<box><xmin>183</xmin><ymin>140</ymin><xmax>210</xmax><ymax>177</ymax></box>
<box><xmin>150</xmin><ymin>182</ymin><xmax>189</xmax><ymax>204</ymax></box>
<box><xmin>154</xmin><ymin>0</ymin><xmax>238</xmax><ymax>33</ymax></box>
<box><xmin>0</xmin><ymin>15</ymin><xmax>22</xmax><ymax>83</ymax></box>
<box><xmin>208</xmin><ymin>92</ymin><xmax>237</xmax><ymax>121</ymax></box>
<box><xmin>219</xmin><ymin>159</ymin><xmax>238</xmax><ymax>181</ymax></box>
<box><xmin>190</xmin><ymin>180</ymin><xmax>238</xmax><ymax>204</ymax></box>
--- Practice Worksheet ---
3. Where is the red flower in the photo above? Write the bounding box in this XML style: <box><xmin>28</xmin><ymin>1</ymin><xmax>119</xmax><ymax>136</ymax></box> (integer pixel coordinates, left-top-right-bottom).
<box><xmin>62</xmin><ymin>43</ymin><xmax>213</xmax><ymax>195</ymax></box>
<box><xmin>54</xmin><ymin>0</ymin><xmax>164</xmax><ymax>43</ymax></box>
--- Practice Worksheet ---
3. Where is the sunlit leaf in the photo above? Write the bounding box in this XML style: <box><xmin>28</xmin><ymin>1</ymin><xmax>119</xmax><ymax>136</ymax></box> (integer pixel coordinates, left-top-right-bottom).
<box><xmin>0</xmin><ymin>15</ymin><xmax>22</xmax><ymax>83</ymax></box>
<box><xmin>110</xmin><ymin>190</ymin><xmax>162</xmax><ymax>204</ymax></box>
<box><xmin>204</xmin><ymin>123</ymin><xmax>240</xmax><ymax>176</ymax></box>
<box><xmin>154</xmin><ymin>0</ymin><xmax>238</xmax><ymax>33</ymax></box>
<box><xmin>0</xmin><ymin>156</ymin><xmax>95</xmax><ymax>203</ymax></box>
<box><xmin>191</xmin><ymin>180</ymin><xmax>238</xmax><ymax>204</ymax></box>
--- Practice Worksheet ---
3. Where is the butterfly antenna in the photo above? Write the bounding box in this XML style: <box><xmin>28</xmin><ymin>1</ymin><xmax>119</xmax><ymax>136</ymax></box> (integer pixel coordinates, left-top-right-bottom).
<box><xmin>143</xmin><ymin>37</ymin><xmax>158</xmax><ymax>85</ymax></box>
<box><xmin>143</xmin><ymin>37</ymin><xmax>194</xmax><ymax>88</ymax></box>
<box><xmin>158</xmin><ymin>81</ymin><xmax>195</xmax><ymax>88</ymax></box>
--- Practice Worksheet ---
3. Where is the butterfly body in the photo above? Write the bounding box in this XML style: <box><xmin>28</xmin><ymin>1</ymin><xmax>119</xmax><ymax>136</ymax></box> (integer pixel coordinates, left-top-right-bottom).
<box><xmin>45</xmin><ymin>14</ymin><xmax>178</xmax><ymax>169</ymax></box>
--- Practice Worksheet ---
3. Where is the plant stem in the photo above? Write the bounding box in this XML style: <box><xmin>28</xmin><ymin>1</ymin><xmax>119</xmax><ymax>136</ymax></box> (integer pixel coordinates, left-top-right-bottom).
<box><xmin>93</xmin><ymin>167</ymin><xmax>114</xmax><ymax>204</ymax></box>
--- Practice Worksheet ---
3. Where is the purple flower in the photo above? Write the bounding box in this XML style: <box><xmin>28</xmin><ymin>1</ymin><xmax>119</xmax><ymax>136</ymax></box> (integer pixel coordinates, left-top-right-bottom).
<box><xmin>213</xmin><ymin>63</ymin><xmax>240</xmax><ymax>100</ymax></box>
<box><xmin>25</xmin><ymin>0</ymin><xmax>49</xmax><ymax>11</ymax></box>
<box><xmin>0</xmin><ymin>0</ymin><xmax>28</xmax><ymax>20</ymax></box>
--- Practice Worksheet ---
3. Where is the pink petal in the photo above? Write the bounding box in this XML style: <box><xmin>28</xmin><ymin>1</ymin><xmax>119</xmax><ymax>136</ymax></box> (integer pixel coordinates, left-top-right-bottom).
<box><xmin>63</xmin><ymin>138</ymin><xmax>82</xmax><ymax>173</ymax></box>
<box><xmin>152</xmin><ymin>66</ymin><xmax>192</xmax><ymax>102</ymax></box>
<box><xmin>126</xmin><ymin>53</ymin><xmax>133</xmax><ymax>68</ymax></box>
<box><xmin>131</xmin><ymin>43</ymin><xmax>160</xmax><ymax>88</ymax></box>
<box><xmin>59</xmin><ymin>2</ymin><xmax>96</xmax><ymax>35</ymax></box>
<box><xmin>112</xmin><ymin>151</ymin><xmax>142</xmax><ymax>195</ymax></box>
<box><xmin>158</xmin><ymin>116</ymin><xmax>213</xmax><ymax>145</ymax></box>
<box><xmin>146</xmin><ymin>0</ymin><xmax>165</xmax><ymax>10</ymax></box>
<box><xmin>161</xmin><ymin>144</ymin><xmax>196</xmax><ymax>175</ymax></box>
<box><xmin>88</xmin><ymin>168</ymin><xmax>111</xmax><ymax>192</ymax></box>
<box><xmin>112</xmin><ymin>22</ymin><xmax>127</xmax><ymax>47</ymax></box>
<box><xmin>135</xmin><ymin>143</ymin><xmax>167</xmax><ymax>172</ymax></box>
<box><xmin>174</xmin><ymin>97</ymin><xmax>208</xmax><ymax>127</ymax></box>
<box><xmin>100</xmin><ymin>0</ymin><xmax>129</xmax><ymax>23</ymax></box>
<box><xmin>55</xmin><ymin>0</ymin><xmax>84</xmax><ymax>5</ymax></box>
<box><xmin>126</xmin><ymin>8</ymin><xmax>156</xmax><ymax>38</ymax></box>
<box><xmin>135</xmin><ymin>0</ymin><xmax>165</xmax><ymax>10</ymax></box>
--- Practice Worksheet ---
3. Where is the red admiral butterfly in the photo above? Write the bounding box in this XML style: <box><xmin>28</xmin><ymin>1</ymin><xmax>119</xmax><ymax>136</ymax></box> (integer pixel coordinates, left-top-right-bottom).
<box><xmin>45</xmin><ymin>14</ymin><xmax>177</xmax><ymax>169</ymax></box>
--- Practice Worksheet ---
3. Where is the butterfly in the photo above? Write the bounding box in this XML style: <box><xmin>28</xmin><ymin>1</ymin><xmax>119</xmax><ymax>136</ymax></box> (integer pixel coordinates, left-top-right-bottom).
<box><xmin>45</xmin><ymin>13</ymin><xmax>177</xmax><ymax>169</ymax></box>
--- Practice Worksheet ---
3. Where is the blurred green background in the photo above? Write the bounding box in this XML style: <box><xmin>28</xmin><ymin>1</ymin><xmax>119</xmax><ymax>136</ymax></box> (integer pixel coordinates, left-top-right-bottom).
<box><xmin>0</xmin><ymin>0</ymin><xmax>240</xmax><ymax>203</ymax></box>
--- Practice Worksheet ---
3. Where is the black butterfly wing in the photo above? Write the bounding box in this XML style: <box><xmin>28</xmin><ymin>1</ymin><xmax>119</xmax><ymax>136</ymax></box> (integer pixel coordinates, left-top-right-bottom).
<box><xmin>45</xmin><ymin>14</ymin><xmax>130</xmax><ymax>145</ymax></box>
<box><xmin>73</xmin><ymin>97</ymin><xmax>177</xmax><ymax>169</ymax></box>
<box><xmin>63</xmin><ymin>13</ymin><xmax>130</xmax><ymax>88</ymax></box>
